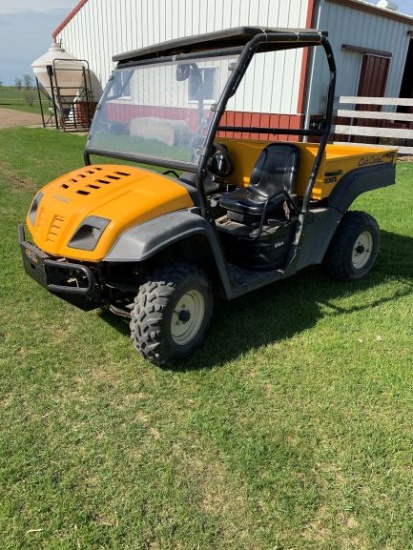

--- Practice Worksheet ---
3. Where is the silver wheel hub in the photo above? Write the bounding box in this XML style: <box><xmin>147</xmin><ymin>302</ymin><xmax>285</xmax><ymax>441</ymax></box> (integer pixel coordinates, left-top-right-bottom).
<box><xmin>352</xmin><ymin>231</ymin><xmax>373</xmax><ymax>269</ymax></box>
<box><xmin>171</xmin><ymin>290</ymin><xmax>205</xmax><ymax>345</ymax></box>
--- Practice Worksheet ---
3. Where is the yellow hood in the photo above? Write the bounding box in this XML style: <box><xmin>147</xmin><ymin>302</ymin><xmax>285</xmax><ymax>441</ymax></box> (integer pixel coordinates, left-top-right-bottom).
<box><xmin>26</xmin><ymin>164</ymin><xmax>194</xmax><ymax>261</ymax></box>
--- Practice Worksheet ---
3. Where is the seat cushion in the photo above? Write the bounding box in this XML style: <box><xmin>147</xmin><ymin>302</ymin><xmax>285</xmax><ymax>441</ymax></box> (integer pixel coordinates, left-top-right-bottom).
<box><xmin>220</xmin><ymin>187</ymin><xmax>263</xmax><ymax>215</ymax></box>
<box><xmin>219</xmin><ymin>186</ymin><xmax>285</xmax><ymax>216</ymax></box>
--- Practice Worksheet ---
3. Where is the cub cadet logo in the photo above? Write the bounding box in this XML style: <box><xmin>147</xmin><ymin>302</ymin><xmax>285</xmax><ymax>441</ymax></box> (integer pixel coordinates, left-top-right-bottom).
<box><xmin>52</xmin><ymin>194</ymin><xmax>71</xmax><ymax>203</ymax></box>
<box><xmin>324</xmin><ymin>175</ymin><xmax>337</xmax><ymax>184</ymax></box>
<box><xmin>358</xmin><ymin>156</ymin><xmax>384</xmax><ymax>167</ymax></box>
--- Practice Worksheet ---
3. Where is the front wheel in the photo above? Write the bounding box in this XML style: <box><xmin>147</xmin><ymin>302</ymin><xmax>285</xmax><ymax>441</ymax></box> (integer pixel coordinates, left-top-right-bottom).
<box><xmin>323</xmin><ymin>211</ymin><xmax>380</xmax><ymax>281</ymax></box>
<box><xmin>130</xmin><ymin>264</ymin><xmax>213</xmax><ymax>366</ymax></box>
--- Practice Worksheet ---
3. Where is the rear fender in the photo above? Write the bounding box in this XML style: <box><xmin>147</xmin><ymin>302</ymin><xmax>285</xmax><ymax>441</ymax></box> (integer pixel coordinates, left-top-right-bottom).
<box><xmin>327</xmin><ymin>162</ymin><xmax>395</xmax><ymax>213</ymax></box>
<box><xmin>104</xmin><ymin>210</ymin><xmax>233</xmax><ymax>298</ymax></box>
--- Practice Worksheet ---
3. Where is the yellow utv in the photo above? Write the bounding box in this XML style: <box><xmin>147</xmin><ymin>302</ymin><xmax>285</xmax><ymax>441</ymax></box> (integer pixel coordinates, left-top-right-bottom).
<box><xmin>19</xmin><ymin>27</ymin><xmax>397</xmax><ymax>366</ymax></box>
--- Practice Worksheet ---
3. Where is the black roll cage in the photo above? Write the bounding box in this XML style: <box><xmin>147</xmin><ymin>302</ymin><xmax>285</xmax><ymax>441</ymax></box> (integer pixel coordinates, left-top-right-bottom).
<box><xmin>85</xmin><ymin>27</ymin><xmax>336</xmax><ymax>221</ymax></box>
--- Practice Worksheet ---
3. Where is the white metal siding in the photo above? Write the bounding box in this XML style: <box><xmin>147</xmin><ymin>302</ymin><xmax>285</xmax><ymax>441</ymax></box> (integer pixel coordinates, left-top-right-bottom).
<box><xmin>307</xmin><ymin>0</ymin><xmax>411</xmax><ymax>115</ymax></box>
<box><xmin>56</xmin><ymin>0</ymin><xmax>310</xmax><ymax>114</ymax></box>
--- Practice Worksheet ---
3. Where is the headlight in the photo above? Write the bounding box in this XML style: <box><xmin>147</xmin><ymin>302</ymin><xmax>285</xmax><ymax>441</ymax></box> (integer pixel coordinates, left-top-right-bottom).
<box><xmin>68</xmin><ymin>216</ymin><xmax>110</xmax><ymax>251</ymax></box>
<box><xmin>28</xmin><ymin>191</ymin><xmax>43</xmax><ymax>226</ymax></box>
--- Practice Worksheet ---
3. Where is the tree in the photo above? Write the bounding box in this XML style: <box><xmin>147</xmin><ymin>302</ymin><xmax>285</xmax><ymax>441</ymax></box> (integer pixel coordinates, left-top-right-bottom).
<box><xmin>15</xmin><ymin>78</ymin><xmax>23</xmax><ymax>91</ymax></box>
<box><xmin>23</xmin><ymin>74</ymin><xmax>33</xmax><ymax>89</ymax></box>
<box><xmin>0</xmin><ymin>76</ymin><xmax>3</xmax><ymax>88</ymax></box>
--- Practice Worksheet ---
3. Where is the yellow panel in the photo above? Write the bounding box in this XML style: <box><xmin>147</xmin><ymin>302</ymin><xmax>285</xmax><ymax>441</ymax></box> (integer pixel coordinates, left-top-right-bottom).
<box><xmin>219</xmin><ymin>138</ymin><xmax>397</xmax><ymax>200</ymax></box>
<box><xmin>305</xmin><ymin>143</ymin><xmax>398</xmax><ymax>200</ymax></box>
<box><xmin>26</xmin><ymin>164</ymin><xmax>194</xmax><ymax>261</ymax></box>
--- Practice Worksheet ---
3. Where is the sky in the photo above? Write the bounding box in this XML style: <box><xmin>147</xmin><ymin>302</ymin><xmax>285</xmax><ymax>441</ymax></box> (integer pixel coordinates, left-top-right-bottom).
<box><xmin>0</xmin><ymin>0</ymin><xmax>79</xmax><ymax>85</ymax></box>
<box><xmin>0</xmin><ymin>0</ymin><xmax>413</xmax><ymax>86</ymax></box>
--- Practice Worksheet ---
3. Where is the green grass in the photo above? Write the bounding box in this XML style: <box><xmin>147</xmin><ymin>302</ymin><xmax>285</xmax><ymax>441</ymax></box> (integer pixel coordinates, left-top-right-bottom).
<box><xmin>1</xmin><ymin>127</ymin><xmax>412</xmax><ymax>549</ymax></box>
<box><xmin>0</xmin><ymin>86</ymin><xmax>44</xmax><ymax>114</ymax></box>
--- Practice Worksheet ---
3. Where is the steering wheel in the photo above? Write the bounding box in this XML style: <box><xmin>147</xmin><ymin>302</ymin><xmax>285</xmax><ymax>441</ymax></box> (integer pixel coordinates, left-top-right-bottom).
<box><xmin>208</xmin><ymin>141</ymin><xmax>234</xmax><ymax>178</ymax></box>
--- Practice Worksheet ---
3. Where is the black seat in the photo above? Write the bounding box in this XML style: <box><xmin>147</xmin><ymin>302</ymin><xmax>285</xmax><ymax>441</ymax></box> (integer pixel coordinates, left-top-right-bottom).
<box><xmin>219</xmin><ymin>143</ymin><xmax>300</xmax><ymax>226</ymax></box>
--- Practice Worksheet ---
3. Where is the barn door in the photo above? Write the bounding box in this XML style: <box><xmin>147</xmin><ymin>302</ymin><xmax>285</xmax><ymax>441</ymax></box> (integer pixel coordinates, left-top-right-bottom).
<box><xmin>357</xmin><ymin>54</ymin><xmax>390</xmax><ymax>101</ymax></box>
<box><xmin>400</xmin><ymin>39</ymin><xmax>413</xmax><ymax>101</ymax></box>
<box><xmin>354</xmin><ymin>54</ymin><xmax>390</xmax><ymax>142</ymax></box>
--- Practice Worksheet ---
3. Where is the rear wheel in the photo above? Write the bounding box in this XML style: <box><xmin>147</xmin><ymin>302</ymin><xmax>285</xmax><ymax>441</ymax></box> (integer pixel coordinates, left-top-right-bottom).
<box><xmin>130</xmin><ymin>264</ymin><xmax>213</xmax><ymax>366</ymax></box>
<box><xmin>323</xmin><ymin>211</ymin><xmax>380</xmax><ymax>281</ymax></box>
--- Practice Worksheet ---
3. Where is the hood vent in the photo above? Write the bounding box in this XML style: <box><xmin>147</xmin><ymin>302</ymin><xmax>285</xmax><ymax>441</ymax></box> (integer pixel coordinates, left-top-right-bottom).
<box><xmin>59</xmin><ymin>167</ymin><xmax>132</xmax><ymax>196</ymax></box>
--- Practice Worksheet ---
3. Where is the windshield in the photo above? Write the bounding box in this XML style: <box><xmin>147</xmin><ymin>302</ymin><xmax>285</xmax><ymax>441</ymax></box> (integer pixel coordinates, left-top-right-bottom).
<box><xmin>87</xmin><ymin>53</ymin><xmax>239</xmax><ymax>169</ymax></box>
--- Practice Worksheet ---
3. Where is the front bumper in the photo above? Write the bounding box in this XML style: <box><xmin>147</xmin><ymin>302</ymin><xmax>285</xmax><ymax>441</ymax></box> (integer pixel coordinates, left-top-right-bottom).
<box><xmin>18</xmin><ymin>225</ymin><xmax>103</xmax><ymax>310</ymax></box>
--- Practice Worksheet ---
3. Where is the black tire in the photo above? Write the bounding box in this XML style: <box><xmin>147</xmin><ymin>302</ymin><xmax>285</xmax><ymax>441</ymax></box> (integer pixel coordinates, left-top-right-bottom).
<box><xmin>130</xmin><ymin>264</ymin><xmax>213</xmax><ymax>366</ymax></box>
<box><xmin>323</xmin><ymin>211</ymin><xmax>380</xmax><ymax>281</ymax></box>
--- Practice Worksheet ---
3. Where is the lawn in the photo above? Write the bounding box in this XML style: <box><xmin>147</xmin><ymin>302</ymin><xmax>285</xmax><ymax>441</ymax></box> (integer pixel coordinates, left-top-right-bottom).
<box><xmin>0</xmin><ymin>127</ymin><xmax>412</xmax><ymax>549</ymax></box>
<box><xmin>0</xmin><ymin>86</ymin><xmax>43</xmax><ymax>114</ymax></box>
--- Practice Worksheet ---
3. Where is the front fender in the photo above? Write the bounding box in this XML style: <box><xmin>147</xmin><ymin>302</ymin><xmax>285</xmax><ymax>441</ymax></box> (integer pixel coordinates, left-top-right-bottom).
<box><xmin>104</xmin><ymin>209</ymin><xmax>233</xmax><ymax>298</ymax></box>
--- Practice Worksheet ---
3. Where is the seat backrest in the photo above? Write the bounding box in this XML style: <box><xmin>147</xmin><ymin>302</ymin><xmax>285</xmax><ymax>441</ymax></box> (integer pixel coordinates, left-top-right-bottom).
<box><xmin>249</xmin><ymin>143</ymin><xmax>300</xmax><ymax>199</ymax></box>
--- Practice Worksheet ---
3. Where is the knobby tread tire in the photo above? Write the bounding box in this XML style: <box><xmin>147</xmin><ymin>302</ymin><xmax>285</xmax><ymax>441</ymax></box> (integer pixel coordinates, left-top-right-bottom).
<box><xmin>323</xmin><ymin>211</ymin><xmax>380</xmax><ymax>281</ymax></box>
<box><xmin>130</xmin><ymin>264</ymin><xmax>212</xmax><ymax>366</ymax></box>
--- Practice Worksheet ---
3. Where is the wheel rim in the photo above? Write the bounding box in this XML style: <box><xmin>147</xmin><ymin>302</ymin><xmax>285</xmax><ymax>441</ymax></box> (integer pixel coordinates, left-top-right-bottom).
<box><xmin>171</xmin><ymin>290</ymin><xmax>205</xmax><ymax>346</ymax></box>
<box><xmin>352</xmin><ymin>231</ymin><xmax>373</xmax><ymax>269</ymax></box>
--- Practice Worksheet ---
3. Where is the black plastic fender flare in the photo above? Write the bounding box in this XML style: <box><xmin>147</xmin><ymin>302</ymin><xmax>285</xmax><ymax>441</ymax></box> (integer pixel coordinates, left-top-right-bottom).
<box><xmin>292</xmin><ymin>162</ymin><xmax>396</xmax><ymax>270</ymax></box>
<box><xmin>104</xmin><ymin>209</ymin><xmax>233</xmax><ymax>298</ymax></box>
<box><xmin>327</xmin><ymin>162</ymin><xmax>396</xmax><ymax>214</ymax></box>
